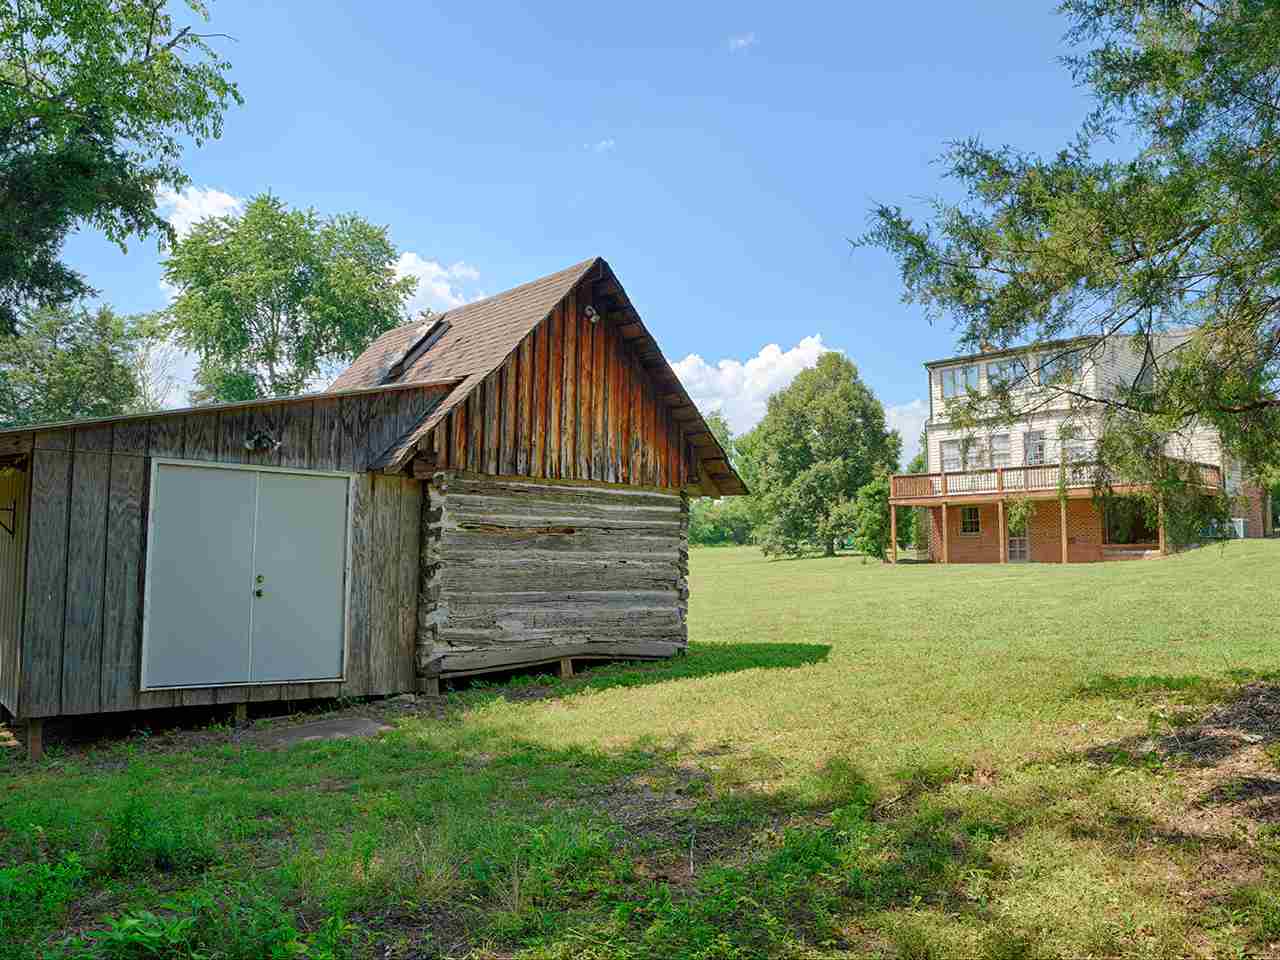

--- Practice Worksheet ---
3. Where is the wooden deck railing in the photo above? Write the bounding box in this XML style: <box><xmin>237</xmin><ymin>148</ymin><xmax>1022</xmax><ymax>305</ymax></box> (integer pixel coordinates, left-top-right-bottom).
<box><xmin>890</xmin><ymin>460</ymin><xmax>1222</xmax><ymax>501</ymax></box>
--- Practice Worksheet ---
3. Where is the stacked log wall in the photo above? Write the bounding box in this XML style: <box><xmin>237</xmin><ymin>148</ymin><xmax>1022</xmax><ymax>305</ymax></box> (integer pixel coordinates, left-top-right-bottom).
<box><xmin>418</xmin><ymin>472</ymin><xmax>689</xmax><ymax>677</ymax></box>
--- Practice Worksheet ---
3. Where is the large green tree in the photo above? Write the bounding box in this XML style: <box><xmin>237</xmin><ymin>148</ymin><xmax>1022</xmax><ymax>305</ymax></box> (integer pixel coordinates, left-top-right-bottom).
<box><xmin>0</xmin><ymin>304</ymin><xmax>143</xmax><ymax>425</ymax></box>
<box><xmin>752</xmin><ymin>353</ymin><xmax>900</xmax><ymax>558</ymax></box>
<box><xmin>688</xmin><ymin>410</ymin><xmax>759</xmax><ymax>546</ymax></box>
<box><xmin>0</xmin><ymin>0</ymin><xmax>241</xmax><ymax>333</ymax></box>
<box><xmin>164</xmin><ymin>193</ymin><xmax>418</xmax><ymax>401</ymax></box>
<box><xmin>861</xmin><ymin>0</ymin><xmax>1280</xmax><ymax>522</ymax></box>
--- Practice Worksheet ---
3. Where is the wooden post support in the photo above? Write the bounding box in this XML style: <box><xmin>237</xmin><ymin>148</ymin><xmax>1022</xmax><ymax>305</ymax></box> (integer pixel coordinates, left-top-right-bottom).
<box><xmin>418</xmin><ymin>676</ymin><xmax>441</xmax><ymax>697</ymax></box>
<box><xmin>996</xmin><ymin>467</ymin><xmax>1004</xmax><ymax>494</ymax></box>
<box><xmin>941</xmin><ymin>472</ymin><xmax>949</xmax><ymax>496</ymax></box>
<box><xmin>998</xmin><ymin>499</ymin><xmax>1007</xmax><ymax>563</ymax></box>
<box><xmin>941</xmin><ymin>502</ymin><xmax>950</xmax><ymax>564</ymax></box>
<box><xmin>559</xmin><ymin>657</ymin><xmax>574</xmax><ymax>680</ymax></box>
<box><xmin>233</xmin><ymin>702</ymin><xmax>248</xmax><ymax>726</ymax></box>
<box><xmin>26</xmin><ymin>719</ymin><xmax>42</xmax><ymax>763</ymax></box>
<box><xmin>1060</xmin><ymin>498</ymin><xmax>1069</xmax><ymax>564</ymax></box>
<box><xmin>889</xmin><ymin>503</ymin><xmax>897</xmax><ymax>564</ymax></box>
<box><xmin>1158</xmin><ymin>502</ymin><xmax>1167</xmax><ymax>555</ymax></box>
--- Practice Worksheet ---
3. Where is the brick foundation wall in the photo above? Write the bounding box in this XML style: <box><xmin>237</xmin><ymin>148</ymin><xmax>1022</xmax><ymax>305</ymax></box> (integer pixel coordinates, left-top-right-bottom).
<box><xmin>1027</xmin><ymin>499</ymin><xmax>1104</xmax><ymax>563</ymax></box>
<box><xmin>945</xmin><ymin>503</ymin><xmax>1001</xmax><ymax>563</ymax></box>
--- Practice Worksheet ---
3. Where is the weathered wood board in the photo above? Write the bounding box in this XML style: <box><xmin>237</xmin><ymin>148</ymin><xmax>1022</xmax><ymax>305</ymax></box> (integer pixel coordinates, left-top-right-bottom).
<box><xmin>417</xmin><ymin>473</ymin><xmax>690</xmax><ymax>678</ymax></box>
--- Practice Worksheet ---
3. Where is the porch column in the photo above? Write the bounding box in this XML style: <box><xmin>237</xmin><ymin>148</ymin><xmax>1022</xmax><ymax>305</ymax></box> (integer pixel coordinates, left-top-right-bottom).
<box><xmin>889</xmin><ymin>503</ymin><xmax>897</xmax><ymax>564</ymax></box>
<box><xmin>998</xmin><ymin>499</ymin><xmax>1007</xmax><ymax>563</ymax></box>
<box><xmin>1158</xmin><ymin>502</ymin><xmax>1167</xmax><ymax>555</ymax></box>
<box><xmin>1060</xmin><ymin>498</ymin><xmax>1069</xmax><ymax>564</ymax></box>
<box><xmin>941</xmin><ymin>502</ymin><xmax>950</xmax><ymax>564</ymax></box>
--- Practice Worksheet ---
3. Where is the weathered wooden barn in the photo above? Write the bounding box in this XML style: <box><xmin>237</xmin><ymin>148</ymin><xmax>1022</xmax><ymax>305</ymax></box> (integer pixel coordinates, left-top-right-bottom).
<box><xmin>0</xmin><ymin>258</ymin><xmax>744</xmax><ymax>757</ymax></box>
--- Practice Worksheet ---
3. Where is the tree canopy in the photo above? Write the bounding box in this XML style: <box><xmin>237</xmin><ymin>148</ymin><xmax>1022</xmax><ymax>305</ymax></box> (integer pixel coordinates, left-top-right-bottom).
<box><xmin>0</xmin><ymin>304</ymin><xmax>144</xmax><ymax>426</ymax></box>
<box><xmin>751</xmin><ymin>352</ymin><xmax>900</xmax><ymax>557</ymax></box>
<box><xmin>0</xmin><ymin>0</ymin><xmax>241</xmax><ymax>334</ymax></box>
<box><xmin>861</xmin><ymin>0</ymin><xmax>1280</xmax><ymax>487</ymax></box>
<box><xmin>163</xmin><ymin>193</ymin><xmax>418</xmax><ymax>401</ymax></box>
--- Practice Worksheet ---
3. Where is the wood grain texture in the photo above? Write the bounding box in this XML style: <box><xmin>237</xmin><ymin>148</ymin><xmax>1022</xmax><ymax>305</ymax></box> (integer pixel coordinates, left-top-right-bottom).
<box><xmin>369</xmin><ymin>475</ymin><xmax>401</xmax><ymax>693</ymax></box>
<box><xmin>343</xmin><ymin>473</ymin><xmax>372</xmax><ymax>697</ymax></box>
<box><xmin>561</xmin><ymin>293</ymin><xmax>577</xmax><ymax>478</ymax></box>
<box><xmin>20</xmin><ymin>450</ymin><xmax>71</xmax><ymax>717</ymax></box>
<box><xmin>578</xmin><ymin>306</ymin><xmax>593</xmax><ymax>479</ymax></box>
<box><xmin>0</xmin><ymin>466</ymin><xmax>30</xmax><ymax>716</ymax></box>
<box><xmin>397</xmin><ymin>478</ymin><xmax>422</xmax><ymax>691</ymax></box>
<box><xmin>423</xmin><ymin>474</ymin><xmax>688</xmax><ymax>673</ymax></box>
<box><xmin>61</xmin><ymin>443</ymin><xmax>110</xmax><ymax>714</ymax></box>
<box><xmin>518</xmin><ymin>335</ymin><xmax>533</xmax><ymax>476</ymax></box>
<box><xmin>533</xmin><ymin>322</ymin><xmax>548</xmax><ymax>475</ymax></box>
<box><xmin>101</xmin><ymin>453</ymin><xmax>145</xmax><ymax>712</ymax></box>
<box><xmin>547</xmin><ymin>306</ymin><xmax>563</xmax><ymax>479</ymax></box>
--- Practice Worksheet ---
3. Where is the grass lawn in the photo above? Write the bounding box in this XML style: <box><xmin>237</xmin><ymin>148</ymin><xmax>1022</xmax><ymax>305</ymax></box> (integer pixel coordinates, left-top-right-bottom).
<box><xmin>4</xmin><ymin>541</ymin><xmax>1280</xmax><ymax>958</ymax></box>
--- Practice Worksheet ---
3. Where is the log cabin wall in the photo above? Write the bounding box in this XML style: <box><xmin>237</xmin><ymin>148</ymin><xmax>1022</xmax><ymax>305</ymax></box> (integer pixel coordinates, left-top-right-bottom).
<box><xmin>418</xmin><ymin>472</ymin><xmax>689</xmax><ymax>677</ymax></box>
<box><xmin>10</xmin><ymin>386</ymin><xmax>443</xmax><ymax>720</ymax></box>
<box><xmin>424</xmin><ymin>291</ymin><xmax>698</xmax><ymax>491</ymax></box>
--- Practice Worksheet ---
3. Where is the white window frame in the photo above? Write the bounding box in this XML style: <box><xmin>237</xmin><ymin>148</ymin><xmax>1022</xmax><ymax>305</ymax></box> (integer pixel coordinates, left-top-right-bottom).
<box><xmin>990</xmin><ymin>433</ymin><xmax>1010</xmax><ymax>468</ymax></box>
<box><xmin>1039</xmin><ymin>349</ymin><xmax>1085</xmax><ymax>385</ymax></box>
<box><xmin>140</xmin><ymin>458</ymin><xmax>355</xmax><ymax>691</ymax></box>
<box><xmin>986</xmin><ymin>357</ymin><xmax>1032</xmax><ymax>390</ymax></box>
<box><xmin>941</xmin><ymin>439</ymin><xmax>963</xmax><ymax>473</ymax></box>
<box><xmin>940</xmin><ymin>364</ymin><xmax>980</xmax><ymax>398</ymax></box>
<box><xmin>1024</xmin><ymin>430</ymin><xmax>1047</xmax><ymax>466</ymax></box>
<box><xmin>960</xmin><ymin>506</ymin><xmax>981</xmax><ymax>536</ymax></box>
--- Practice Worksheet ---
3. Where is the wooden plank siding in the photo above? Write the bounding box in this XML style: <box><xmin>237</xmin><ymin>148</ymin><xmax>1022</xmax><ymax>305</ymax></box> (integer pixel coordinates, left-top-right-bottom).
<box><xmin>418</xmin><ymin>474</ymin><xmax>690</xmax><ymax>676</ymax></box>
<box><xmin>9</xmin><ymin>388</ymin><xmax>440</xmax><ymax>719</ymax></box>
<box><xmin>0</xmin><ymin>459</ymin><xmax>32</xmax><ymax>716</ymax></box>
<box><xmin>428</xmin><ymin>301</ymin><xmax>691</xmax><ymax>490</ymax></box>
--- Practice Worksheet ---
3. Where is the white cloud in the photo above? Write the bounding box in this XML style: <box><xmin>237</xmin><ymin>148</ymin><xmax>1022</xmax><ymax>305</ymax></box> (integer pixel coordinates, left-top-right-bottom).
<box><xmin>585</xmin><ymin>138</ymin><xmax>616</xmax><ymax>154</ymax></box>
<box><xmin>394</xmin><ymin>253</ymin><xmax>482</xmax><ymax>315</ymax></box>
<box><xmin>672</xmin><ymin>335</ymin><xmax>833</xmax><ymax>434</ymax></box>
<box><xmin>886</xmin><ymin>398</ymin><xmax>928</xmax><ymax>466</ymax></box>
<box><xmin>728</xmin><ymin>32</ymin><xmax>757</xmax><ymax>51</ymax></box>
<box><xmin>155</xmin><ymin>185</ymin><xmax>244</xmax><ymax>238</ymax></box>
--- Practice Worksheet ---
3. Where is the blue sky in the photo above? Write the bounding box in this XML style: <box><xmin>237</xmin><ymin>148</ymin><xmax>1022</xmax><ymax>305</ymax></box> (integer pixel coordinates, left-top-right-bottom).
<box><xmin>63</xmin><ymin>2</ymin><xmax>1097</xmax><ymax>462</ymax></box>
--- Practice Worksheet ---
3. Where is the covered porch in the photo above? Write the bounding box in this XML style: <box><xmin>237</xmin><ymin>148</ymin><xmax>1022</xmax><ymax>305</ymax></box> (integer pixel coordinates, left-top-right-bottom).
<box><xmin>887</xmin><ymin>462</ymin><xmax>1223</xmax><ymax>564</ymax></box>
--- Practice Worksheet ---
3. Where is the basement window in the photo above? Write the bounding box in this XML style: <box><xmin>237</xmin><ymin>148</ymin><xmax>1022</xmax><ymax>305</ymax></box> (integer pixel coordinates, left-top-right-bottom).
<box><xmin>960</xmin><ymin>507</ymin><xmax>981</xmax><ymax>535</ymax></box>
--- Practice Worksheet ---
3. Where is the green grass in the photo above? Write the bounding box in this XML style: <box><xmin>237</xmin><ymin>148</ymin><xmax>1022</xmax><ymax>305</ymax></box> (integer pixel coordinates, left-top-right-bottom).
<box><xmin>4</xmin><ymin>541</ymin><xmax>1280</xmax><ymax>957</ymax></box>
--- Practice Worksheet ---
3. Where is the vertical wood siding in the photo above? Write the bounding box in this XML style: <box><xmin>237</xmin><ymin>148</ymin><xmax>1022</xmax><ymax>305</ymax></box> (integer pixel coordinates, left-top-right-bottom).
<box><xmin>0</xmin><ymin>455</ymin><xmax>32</xmax><ymax>716</ymax></box>
<box><xmin>431</xmin><ymin>301</ymin><xmax>691</xmax><ymax>489</ymax></box>
<box><xmin>12</xmin><ymin>388</ymin><xmax>440</xmax><ymax>719</ymax></box>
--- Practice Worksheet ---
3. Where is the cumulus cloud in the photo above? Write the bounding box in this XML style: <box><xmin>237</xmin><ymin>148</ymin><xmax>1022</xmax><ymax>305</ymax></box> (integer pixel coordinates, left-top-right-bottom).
<box><xmin>155</xmin><ymin>185</ymin><xmax>244</xmax><ymax>238</ymax></box>
<box><xmin>586</xmin><ymin>138</ymin><xmax>616</xmax><ymax>154</ymax></box>
<box><xmin>672</xmin><ymin>335</ymin><xmax>833</xmax><ymax>434</ymax></box>
<box><xmin>728</xmin><ymin>32</ymin><xmax>757</xmax><ymax>51</ymax></box>
<box><xmin>885</xmin><ymin>398</ymin><xmax>928</xmax><ymax>466</ymax></box>
<box><xmin>394</xmin><ymin>253</ymin><xmax>482</xmax><ymax>315</ymax></box>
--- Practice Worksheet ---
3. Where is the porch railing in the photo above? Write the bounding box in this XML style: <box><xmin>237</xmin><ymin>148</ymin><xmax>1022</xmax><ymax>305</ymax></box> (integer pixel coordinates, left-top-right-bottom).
<box><xmin>890</xmin><ymin>460</ymin><xmax>1223</xmax><ymax>501</ymax></box>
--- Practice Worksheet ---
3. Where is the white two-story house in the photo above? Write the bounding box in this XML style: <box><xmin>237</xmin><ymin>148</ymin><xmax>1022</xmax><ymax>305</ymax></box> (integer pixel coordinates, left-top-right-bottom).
<box><xmin>889</xmin><ymin>334</ymin><xmax>1272</xmax><ymax>564</ymax></box>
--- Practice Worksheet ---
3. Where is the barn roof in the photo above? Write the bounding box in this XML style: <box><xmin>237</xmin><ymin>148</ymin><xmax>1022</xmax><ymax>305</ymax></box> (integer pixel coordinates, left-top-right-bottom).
<box><xmin>333</xmin><ymin>257</ymin><xmax>746</xmax><ymax>495</ymax></box>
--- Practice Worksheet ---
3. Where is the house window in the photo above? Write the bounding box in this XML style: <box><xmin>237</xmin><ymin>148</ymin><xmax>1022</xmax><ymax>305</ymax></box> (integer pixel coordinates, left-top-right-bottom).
<box><xmin>1063</xmin><ymin>437</ymin><xmax>1092</xmax><ymax>464</ymax></box>
<box><xmin>986</xmin><ymin>357</ymin><xmax>1031</xmax><ymax>390</ymax></box>
<box><xmin>940</xmin><ymin>364</ymin><xmax>980</xmax><ymax>398</ymax></box>
<box><xmin>990</xmin><ymin>434</ymin><xmax>1010</xmax><ymax>467</ymax></box>
<box><xmin>941</xmin><ymin>439</ymin><xmax>962</xmax><ymax>472</ymax></box>
<box><xmin>1039</xmin><ymin>349</ymin><xmax>1085</xmax><ymax>384</ymax></box>
<box><xmin>960</xmin><ymin>507</ymin><xmax>981</xmax><ymax>535</ymax></box>
<box><xmin>1025</xmin><ymin>431</ymin><xmax>1046</xmax><ymax>465</ymax></box>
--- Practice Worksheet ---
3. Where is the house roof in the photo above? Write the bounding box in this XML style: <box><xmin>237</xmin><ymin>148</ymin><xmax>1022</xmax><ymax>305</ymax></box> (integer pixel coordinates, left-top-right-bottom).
<box><xmin>923</xmin><ymin>335</ymin><xmax>1101</xmax><ymax>370</ymax></box>
<box><xmin>332</xmin><ymin>257</ymin><xmax>746</xmax><ymax>494</ymax></box>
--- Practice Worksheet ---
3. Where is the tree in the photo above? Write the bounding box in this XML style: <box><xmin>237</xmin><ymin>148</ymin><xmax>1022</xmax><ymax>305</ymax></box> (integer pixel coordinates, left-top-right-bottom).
<box><xmin>850</xmin><ymin>473</ymin><xmax>892</xmax><ymax>561</ymax></box>
<box><xmin>752</xmin><ymin>353</ymin><xmax>900</xmax><ymax>557</ymax></box>
<box><xmin>0</xmin><ymin>304</ymin><xmax>143</xmax><ymax>426</ymax></box>
<box><xmin>895</xmin><ymin>432</ymin><xmax>929</xmax><ymax>549</ymax></box>
<box><xmin>0</xmin><ymin>0</ymin><xmax>241</xmax><ymax>333</ymax></box>
<box><xmin>688</xmin><ymin>409</ymin><xmax>758</xmax><ymax>546</ymax></box>
<box><xmin>163</xmin><ymin>194</ymin><xmax>418</xmax><ymax>401</ymax></box>
<box><xmin>860</xmin><ymin>0</ymin><xmax>1280</xmax><ymax>528</ymax></box>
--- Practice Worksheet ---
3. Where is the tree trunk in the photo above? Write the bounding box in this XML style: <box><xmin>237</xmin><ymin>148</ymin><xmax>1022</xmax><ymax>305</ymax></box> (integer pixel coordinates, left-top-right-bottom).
<box><xmin>825</xmin><ymin>539</ymin><xmax>836</xmax><ymax>557</ymax></box>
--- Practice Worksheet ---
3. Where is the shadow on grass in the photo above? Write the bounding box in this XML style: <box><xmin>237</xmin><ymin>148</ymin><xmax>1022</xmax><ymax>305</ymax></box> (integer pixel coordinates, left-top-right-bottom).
<box><xmin>449</xmin><ymin>640</ymin><xmax>832</xmax><ymax>704</ymax></box>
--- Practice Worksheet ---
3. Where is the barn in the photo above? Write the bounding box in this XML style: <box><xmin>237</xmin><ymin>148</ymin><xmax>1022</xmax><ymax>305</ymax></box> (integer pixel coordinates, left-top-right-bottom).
<box><xmin>0</xmin><ymin>257</ymin><xmax>745</xmax><ymax>758</ymax></box>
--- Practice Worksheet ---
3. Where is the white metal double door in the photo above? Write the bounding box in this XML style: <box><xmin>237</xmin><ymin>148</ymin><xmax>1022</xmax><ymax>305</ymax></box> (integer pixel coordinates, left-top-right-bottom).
<box><xmin>143</xmin><ymin>461</ymin><xmax>351</xmax><ymax>689</ymax></box>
